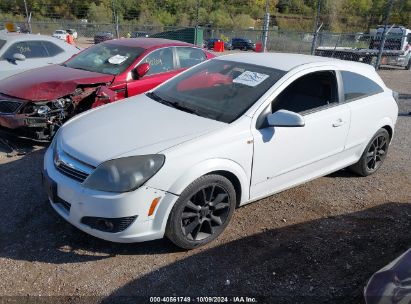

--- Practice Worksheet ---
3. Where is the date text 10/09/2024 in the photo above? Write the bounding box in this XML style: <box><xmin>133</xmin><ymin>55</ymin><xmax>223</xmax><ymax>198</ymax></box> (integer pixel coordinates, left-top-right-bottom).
<box><xmin>149</xmin><ymin>297</ymin><xmax>258</xmax><ymax>303</ymax></box>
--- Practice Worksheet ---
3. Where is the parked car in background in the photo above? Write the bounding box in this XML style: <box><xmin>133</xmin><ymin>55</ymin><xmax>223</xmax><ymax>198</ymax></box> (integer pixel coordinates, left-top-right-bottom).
<box><xmin>0</xmin><ymin>32</ymin><xmax>79</xmax><ymax>81</ymax></box>
<box><xmin>131</xmin><ymin>31</ymin><xmax>149</xmax><ymax>38</ymax></box>
<box><xmin>205</xmin><ymin>38</ymin><xmax>233</xmax><ymax>50</ymax></box>
<box><xmin>66</xmin><ymin>29</ymin><xmax>78</xmax><ymax>39</ymax></box>
<box><xmin>364</xmin><ymin>248</ymin><xmax>411</xmax><ymax>304</ymax></box>
<box><xmin>94</xmin><ymin>32</ymin><xmax>114</xmax><ymax>44</ymax></box>
<box><xmin>42</xmin><ymin>53</ymin><xmax>397</xmax><ymax>249</ymax></box>
<box><xmin>52</xmin><ymin>30</ymin><xmax>67</xmax><ymax>40</ymax></box>
<box><xmin>231</xmin><ymin>38</ymin><xmax>256</xmax><ymax>51</ymax></box>
<box><xmin>0</xmin><ymin>38</ymin><xmax>214</xmax><ymax>140</ymax></box>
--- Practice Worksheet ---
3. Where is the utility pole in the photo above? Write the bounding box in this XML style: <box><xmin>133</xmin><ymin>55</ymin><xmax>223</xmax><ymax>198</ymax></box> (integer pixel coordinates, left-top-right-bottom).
<box><xmin>310</xmin><ymin>0</ymin><xmax>321</xmax><ymax>55</ymax></box>
<box><xmin>194</xmin><ymin>0</ymin><xmax>199</xmax><ymax>46</ymax></box>
<box><xmin>261</xmin><ymin>0</ymin><xmax>270</xmax><ymax>52</ymax></box>
<box><xmin>375</xmin><ymin>0</ymin><xmax>395</xmax><ymax>70</ymax></box>
<box><xmin>112</xmin><ymin>0</ymin><xmax>119</xmax><ymax>39</ymax></box>
<box><xmin>23</xmin><ymin>0</ymin><xmax>31</xmax><ymax>33</ymax></box>
<box><xmin>196</xmin><ymin>0</ymin><xmax>199</xmax><ymax>27</ymax></box>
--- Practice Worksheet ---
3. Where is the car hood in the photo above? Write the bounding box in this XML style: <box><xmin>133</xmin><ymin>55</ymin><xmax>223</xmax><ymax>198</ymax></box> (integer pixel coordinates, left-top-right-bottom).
<box><xmin>0</xmin><ymin>65</ymin><xmax>114</xmax><ymax>101</ymax></box>
<box><xmin>59</xmin><ymin>94</ymin><xmax>225</xmax><ymax>167</ymax></box>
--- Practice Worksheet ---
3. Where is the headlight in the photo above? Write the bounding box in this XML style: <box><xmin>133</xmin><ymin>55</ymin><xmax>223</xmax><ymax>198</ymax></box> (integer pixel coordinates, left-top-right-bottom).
<box><xmin>37</xmin><ymin>105</ymin><xmax>51</xmax><ymax>115</ymax></box>
<box><xmin>53</xmin><ymin>98</ymin><xmax>71</xmax><ymax>109</ymax></box>
<box><xmin>83</xmin><ymin>155</ymin><xmax>165</xmax><ymax>193</ymax></box>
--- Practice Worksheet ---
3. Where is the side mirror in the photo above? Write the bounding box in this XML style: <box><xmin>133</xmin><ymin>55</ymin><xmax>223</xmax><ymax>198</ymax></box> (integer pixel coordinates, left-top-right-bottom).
<box><xmin>133</xmin><ymin>62</ymin><xmax>150</xmax><ymax>79</ymax></box>
<box><xmin>267</xmin><ymin>110</ymin><xmax>305</xmax><ymax>127</ymax></box>
<box><xmin>13</xmin><ymin>53</ymin><xmax>26</xmax><ymax>61</ymax></box>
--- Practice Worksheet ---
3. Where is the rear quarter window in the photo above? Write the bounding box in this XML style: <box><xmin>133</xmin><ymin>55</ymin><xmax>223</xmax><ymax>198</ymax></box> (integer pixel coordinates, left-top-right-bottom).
<box><xmin>42</xmin><ymin>41</ymin><xmax>64</xmax><ymax>56</ymax></box>
<box><xmin>341</xmin><ymin>71</ymin><xmax>384</xmax><ymax>101</ymax></box>
<box><xmin>176</xmin><ymin>47</ymin><xmax>206</xmax><ymax>69</ymax></box>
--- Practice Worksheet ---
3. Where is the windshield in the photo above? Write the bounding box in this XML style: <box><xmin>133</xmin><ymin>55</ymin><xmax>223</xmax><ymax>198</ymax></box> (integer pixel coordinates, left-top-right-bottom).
<box><xmin>55</xmin><ymin>30</ymin><xmax>65</xmax><ymax>34</ymax></box>
<box><xmin>149</xmin><ymin>59</ymin><xmax>285</xmax><ymax>123</ymax></box>
<box><xmin>64</xmin><ymin>43</ymin><xmax>144</xmax><ymax>75</ymax></box>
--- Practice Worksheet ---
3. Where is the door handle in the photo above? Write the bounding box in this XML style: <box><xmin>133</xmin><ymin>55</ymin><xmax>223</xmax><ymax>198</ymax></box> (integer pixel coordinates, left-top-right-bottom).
<box><xmin>332</xmin><ymin>119</ymin><xmax>346</xmax><ymax>127</ymax></box>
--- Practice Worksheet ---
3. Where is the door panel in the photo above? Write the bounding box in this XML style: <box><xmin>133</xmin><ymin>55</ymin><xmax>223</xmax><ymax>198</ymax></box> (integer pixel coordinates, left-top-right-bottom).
<box><xmin>250</xmin><ymin>104</ymin><xmax>350</xmax><ymax>198</ymax></box>
<box><xmin>126</xmin><ymin>47</ymin><xmax>178</xmax><ymax>96</ymax></box>
<box><xmin>126</xmin><ymin>70</ymin><xmax>181</xmax><ymax>96</ymax></box>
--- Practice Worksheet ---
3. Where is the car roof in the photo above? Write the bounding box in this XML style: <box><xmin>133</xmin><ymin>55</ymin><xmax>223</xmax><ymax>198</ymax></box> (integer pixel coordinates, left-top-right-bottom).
<box><xmin>217</xmin><ymin>52</ymin><xmax>375</xmax><ymax>72</ymax></box>
<box><xmin>105</xmin><ymin>38</ymin><xmax>195</xmax><ymax>49</ymax></box>
<box><xmin>0</xmin><ymin>32</ymin><xmax>61</xmax><ymax>42</ymax></box>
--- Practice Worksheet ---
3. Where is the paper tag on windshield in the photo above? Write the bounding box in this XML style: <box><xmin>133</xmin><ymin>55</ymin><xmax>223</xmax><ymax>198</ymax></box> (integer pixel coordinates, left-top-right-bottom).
<box><xmin>233</xmin><ymin>71</ymin><xmax>269</xmax><ymax>87</ymax></box>
<box><xmin>108</xmin><ymin>54</ymin><xmax>128</xmax><ymax>65</ymax></box>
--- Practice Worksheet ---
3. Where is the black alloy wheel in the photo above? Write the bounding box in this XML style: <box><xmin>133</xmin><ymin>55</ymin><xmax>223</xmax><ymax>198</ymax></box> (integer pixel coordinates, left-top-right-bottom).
<box><xmin>166</xmin><ymin>175</ymin><xmax>236</xmax><ymax>249</ymax></box>
<box><xmin>181</xmin><ymin>184</ymin><xmax>231</xmax><ymax>241</ymax></box>
<box><xmin>349</xmin><ymin>128</ymin><xmax>390</xmax><ymax>176</ymax></box>
<box><xmin>365</xmin><ymin>134</ymin><xmax>388</xmax><ymax>172</ymax></box>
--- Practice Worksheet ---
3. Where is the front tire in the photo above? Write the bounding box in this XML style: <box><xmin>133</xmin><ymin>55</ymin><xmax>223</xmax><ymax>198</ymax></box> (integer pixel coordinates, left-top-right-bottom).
<box><xmin>349</xmin><ymin>128</ymin><xmax>390</xmax><ymax>176</ymax></box>
<box><xmin>165</xmin><ymin>174</ymin><xmax>236</xmax><ymax>249</ymax></box>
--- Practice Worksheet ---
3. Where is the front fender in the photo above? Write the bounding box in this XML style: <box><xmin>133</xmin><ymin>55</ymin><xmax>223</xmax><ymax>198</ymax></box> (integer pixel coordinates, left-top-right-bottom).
<box><xmin>153</xmin><ymin>158</ymin><xmax>250</xmax><ymax>204</ymax></box>
<box><xmin>148</xmin><ymin>158</ymin><xmax>250</xmax><ymax>237</ymax></box>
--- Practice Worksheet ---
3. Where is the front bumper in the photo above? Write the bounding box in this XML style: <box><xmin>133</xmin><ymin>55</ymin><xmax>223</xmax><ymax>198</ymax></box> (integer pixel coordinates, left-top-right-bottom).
<box><xmin>0</xmin><ymin>113</ymin><xmax>53</xmax><ymax>140</ymax></box>
<box><xmin>43</xmin><ymin>147</ymin><xmax>179</xmax><ymax>243</ymax></box>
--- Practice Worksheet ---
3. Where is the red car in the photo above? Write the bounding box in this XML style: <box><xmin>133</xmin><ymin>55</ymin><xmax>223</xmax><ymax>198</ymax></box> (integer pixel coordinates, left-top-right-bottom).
<box><xmin>0</xmin><ymin>38</ymin><xmax>214</xmax><ymax>140</ymax></box>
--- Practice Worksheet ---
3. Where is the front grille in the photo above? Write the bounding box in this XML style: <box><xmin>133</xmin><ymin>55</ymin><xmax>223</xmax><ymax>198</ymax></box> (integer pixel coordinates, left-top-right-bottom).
<box><xmin>81</xmin><ymin>216</ymin><xmax>137</xmax><ymax>233</ymax></box>
<box><xmin>56</xmin><ymin>162</ymin><xmax>90</xmax><ymax>182</ymax></box>
<box><xmin>54</xmin><ymin>145</ymin><xmax>94</xmax><ymax>183</ymax></box>
<box><xmin>0</xmin><ymin>100</ymin><xmax>23</xmax><ymax>114</ymax></box>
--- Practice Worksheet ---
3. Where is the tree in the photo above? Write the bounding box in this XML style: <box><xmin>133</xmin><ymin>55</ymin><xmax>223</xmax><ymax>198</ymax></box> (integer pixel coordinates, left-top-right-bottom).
<box><xmin>88</xmin><ymin>2</ymin><xmax>111</xmax><ymax>23</ymax></box>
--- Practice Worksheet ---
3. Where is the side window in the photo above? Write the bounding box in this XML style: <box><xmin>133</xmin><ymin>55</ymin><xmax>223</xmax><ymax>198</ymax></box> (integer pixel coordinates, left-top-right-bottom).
<box><xmin>2</xmin><ymin>41</ymin><xmax>48</xmax><ymax>59</ymax></box>
<box><xmin>341</xmin><ymin>71</ymin><xmax>383</xmax><ymax>101</ymax></box>
<box><xmin>42</xmin><ymin>41</ymin><xmax>64</xmax><ymax>56</ymax></box>
<box><xmin>176</xmin><ymin>47</ymin><xmax>206</xmax><ymax>69</ymax></box>
<box><xmin>272</xmin><ymin>71</ymin><xmax>338</xmax><ymax>114</ymax></box>
<box><xmin>141</xmin><ymin>48</ymin><xmax>175</xmax><ymax>76</ymax></box>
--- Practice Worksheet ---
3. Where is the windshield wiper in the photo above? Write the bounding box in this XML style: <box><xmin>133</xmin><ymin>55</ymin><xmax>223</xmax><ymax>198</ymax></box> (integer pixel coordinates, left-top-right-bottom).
<box><xmin>146</xmin><ymin>92</ymin><xmax>200</xmax><ymax>116</ymax></box>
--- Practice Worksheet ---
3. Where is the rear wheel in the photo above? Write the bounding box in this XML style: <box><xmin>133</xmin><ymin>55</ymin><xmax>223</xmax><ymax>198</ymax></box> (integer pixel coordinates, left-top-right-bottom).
<box><xmin>349</xmin><ymin>128</ymin><xmax>390</xmax><ymax>176</ymax></box>
<box><xmin>166</xmin><ymin>175</ymin><xmax>236</xmax><ymax>249</ymax></box>
<box><xmin>406</xmin><ymin>59</ymin><xmax>411</xmax><ymax>70</ymax></box>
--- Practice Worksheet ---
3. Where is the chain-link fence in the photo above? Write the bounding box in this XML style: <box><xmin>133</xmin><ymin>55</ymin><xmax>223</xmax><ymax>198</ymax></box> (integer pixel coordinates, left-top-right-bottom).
<box><xmin>314</xmin><ymin>30</ymin><xmax>411</xmax><ymax>69</ymax></box>
<box><xmin>1</xmin><ymin>18</ymin><xmax>410</xmax><ymax>70</ymax></box>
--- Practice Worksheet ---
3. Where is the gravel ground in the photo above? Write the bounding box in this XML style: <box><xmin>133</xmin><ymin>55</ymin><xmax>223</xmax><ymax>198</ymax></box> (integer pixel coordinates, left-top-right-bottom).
<box><xmin>0</xmin><ymin>70</ymin><xmax>410</xmax><ymax>303</ymax></box>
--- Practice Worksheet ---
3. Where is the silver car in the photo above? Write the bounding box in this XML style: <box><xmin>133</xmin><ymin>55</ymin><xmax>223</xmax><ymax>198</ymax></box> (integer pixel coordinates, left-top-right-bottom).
<box><xmin>0</xmin><ymin>32</ymin><xmax>80</xmax><ymax>81</ymax></box>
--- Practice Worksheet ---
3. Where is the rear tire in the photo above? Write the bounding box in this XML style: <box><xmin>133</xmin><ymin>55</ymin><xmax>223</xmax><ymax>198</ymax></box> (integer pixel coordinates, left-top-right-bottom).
<box><xmin>349</xmin><ymin>128</ymin><xmax>390</xmax><ymax>177</ymax></box>
<box><xmin>406</xmin><ymin>59</ymin><xmax>411</xmax><ymax>70</ymax></box>
<box><xmin>165</xmin><ymin>174</ymin><xmax>236</xmax><ymax>249</ymax></box>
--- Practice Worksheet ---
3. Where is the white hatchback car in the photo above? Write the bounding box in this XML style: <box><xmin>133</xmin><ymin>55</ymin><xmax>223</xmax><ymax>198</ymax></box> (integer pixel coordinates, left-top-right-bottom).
<box><xmin>0</xmin><ymin>32</ymin><xmax>79</xmax><ymax>80</ymax></box>
<box><xmin>43</xmin><ymin>53</ymin><xmax>398</xmax><ymax>249</ymax></box>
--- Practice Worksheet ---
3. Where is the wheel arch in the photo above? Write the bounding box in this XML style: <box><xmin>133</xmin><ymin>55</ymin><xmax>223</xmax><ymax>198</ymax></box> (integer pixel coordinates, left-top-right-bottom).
<box><xmin>166</xmin><ymin>158</ymin><xmax>250</xmax><ymax>206</ymax></box>
<box><xmin>382</xmin><ymin>125</ymin><xmax>393</xmax><ymax>140</ymax></box>
<box><xmin>207</xmin><ymin>170</ymin><xmax>242</xmax><ymax>207</ymax></box>
<box><xmin>150</xmin><ymin>158</ymin><xmax>250</xmax><ymax>238</ymax></box>
<box><xmin>375</xmin><ymin>117</ymin><xmax>395</xmax><ymax>142</ymax></box>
